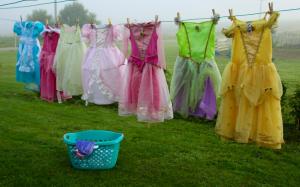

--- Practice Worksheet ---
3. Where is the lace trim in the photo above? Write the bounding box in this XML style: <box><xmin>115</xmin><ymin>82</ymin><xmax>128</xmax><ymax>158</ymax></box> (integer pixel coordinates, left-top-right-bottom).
<box><xmin>119</xmin><ymin>102</ymin><xmax>173</xmax><ymax>121</ymax></box>
<box><xmin>17</xmin><ymin>42</ymin><xmax>37</xmax><ymax>73</ymax></box>
<box><xmin>82</xmin><ymin>51</ymin><xmax>119</xmax><ymax>105</ymax></box>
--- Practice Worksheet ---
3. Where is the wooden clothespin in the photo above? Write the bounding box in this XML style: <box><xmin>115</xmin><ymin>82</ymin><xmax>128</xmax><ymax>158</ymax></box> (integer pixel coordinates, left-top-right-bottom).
<box><xmin>228</xmin><ymin>9</ymin><xmax>234</xmax><ymax>20</ymax></box>
<box><xmin>155</xmin><ymin>15</ymin><xmax>159</xmax><ymax>23</ymax></box>
<box><xmin>76</xmin><ymin>17</ymin><xmax>79</xmax><ymax>26</ymax></box>
<box><xmin>46</xmin><ymin>19</ymin><xmax>49</xmax><ymax>26</ymax></box>
<box><xmin>90</xmin><ymin>18</ymin><xmax>94</xmax><ymax>29</ymax></box>
<box><xmin>212</xmin><ymin>9</ymin><xmax>220</xmax><ymax>24</ymax></box>
<box><xmin>268</xmin><ymin>2</ymin><xmax>274</xmax><ymax>14</ymax></box>
<box><xmin>212</xmin><ymin>9</ymin><xmax>216</xmax><ymax>17</ymax></box>
<box><xmin>20</xmin><ymin>15</ymin><xmax>23</xmax><ymax>23</ymax></box>
<box><xmin>127</xmin><ymin>18</ymin><xmax>130</xmax><ymax>25</ymax></box>
<box><xmin>56</xmin><ymin>16</ymin><xmax>61</xmax><ymax>27</ymax></box>
<box><xmin>108</xmin><ymin>18</ymin><xmax>112</xmax><ymax>26</ymax></box>
<box><xmin>174</xmin><ymin>12</ymin><xmax>181</xmax><ymax>25</ymax></box>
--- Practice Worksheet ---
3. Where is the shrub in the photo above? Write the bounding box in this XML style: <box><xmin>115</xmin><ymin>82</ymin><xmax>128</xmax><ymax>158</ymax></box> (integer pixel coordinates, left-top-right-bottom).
<box><xmin>290</xmin><ymin>86</ymin><xmax>300</xmax><ymax>129</ymax></box>
<box><xmin>280</xmin><ymin>81</ymin><xmax>292</xmax><ymax>124</ymax></box>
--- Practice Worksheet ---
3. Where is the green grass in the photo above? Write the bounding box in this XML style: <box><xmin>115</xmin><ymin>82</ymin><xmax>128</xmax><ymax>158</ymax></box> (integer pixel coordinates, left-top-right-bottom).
<box><xmin>0</xmin><ymin>49</ymin><xmax>300</xmax><ymax>186</ymax></box>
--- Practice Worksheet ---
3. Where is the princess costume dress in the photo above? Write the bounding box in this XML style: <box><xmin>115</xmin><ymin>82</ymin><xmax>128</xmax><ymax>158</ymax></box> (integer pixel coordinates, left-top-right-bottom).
<box><xmin>119</xmin><ymin>21</ymin><xmax>173</xmax><ymax>122</ymax></box>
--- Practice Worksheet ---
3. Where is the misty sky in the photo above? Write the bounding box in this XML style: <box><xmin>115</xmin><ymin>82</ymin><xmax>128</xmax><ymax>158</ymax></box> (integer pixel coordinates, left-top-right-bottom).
<box><xmin>0</xmin><ymin>0</ymin><xmax>300</xmax><ymax>35</ymax></box>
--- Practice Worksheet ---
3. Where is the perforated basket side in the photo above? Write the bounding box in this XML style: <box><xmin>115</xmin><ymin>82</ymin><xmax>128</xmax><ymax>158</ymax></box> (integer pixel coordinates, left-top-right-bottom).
<box><xmin>67</xmin><ymin>143</ymin><xmax>120</xmax><ymax>170</ymax></box>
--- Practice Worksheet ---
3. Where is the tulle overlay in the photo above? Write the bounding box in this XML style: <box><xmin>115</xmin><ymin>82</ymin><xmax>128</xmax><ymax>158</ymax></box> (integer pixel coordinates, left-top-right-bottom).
<box><xmin>119</xmin><ymin>63</ymin><xmax>173</xmax><ymax>122</ymax></box>
<box><xmin>216</xmin><ymin>62</ymin><xmax>284</xmax><ymax>149</ymax></box>
<box><xmin>170</xmin><ymin>57</ymin><xmax>221</xmax><ymax>119</ymax></box>
<box><xmin>81</xmin><ymin>24</ymin><xmax>125</xmax><ymax>105</ymax></box>
<box><xmin>119</xmin><ymin>22</ymin><xmax>173</xmax><ymax>122</ymax></box>
<box><xmin>54</xmin><ymin>25</ymin><xmax>86</xmax><ymax>96</ymax></box>
<box><xmin>82</xmin><ymin>47</ymin><xmax>124</xmax><ymax>105</ymax></box>
<box><xmin>215</xmin><ymin>12</ymin><xmax>284</xmax><ymax>149</ymax></box>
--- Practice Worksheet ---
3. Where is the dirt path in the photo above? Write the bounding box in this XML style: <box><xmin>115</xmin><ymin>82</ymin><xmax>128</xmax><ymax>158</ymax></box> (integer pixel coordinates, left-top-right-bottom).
<box><xmin>0</xmin><ymin>47</ymin><xmax>16</xmax><ymax>51</ymax></box>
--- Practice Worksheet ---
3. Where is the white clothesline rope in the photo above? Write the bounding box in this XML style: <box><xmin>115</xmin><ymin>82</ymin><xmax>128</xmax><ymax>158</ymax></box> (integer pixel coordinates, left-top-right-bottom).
<box><xmin>0</xmin><ymin>7</ymin><xmax>300</xmax><ymax>24</ymax></box>
<box><xmin>0</xmin><ymin>0</ymin><xmax>75</xmax><ymax>9</ymax></box>
<box><xmin>117</xmin><ymin>7</ymin><xmax>300</xmax><ymax>25</ymax></box>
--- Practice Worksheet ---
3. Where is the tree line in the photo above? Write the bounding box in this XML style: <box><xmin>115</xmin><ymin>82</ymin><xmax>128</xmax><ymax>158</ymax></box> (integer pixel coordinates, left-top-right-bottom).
<box><xmin>27</xmin><ymin>2</ymin><xmax>100</xmax><ymax>26</ymax></box>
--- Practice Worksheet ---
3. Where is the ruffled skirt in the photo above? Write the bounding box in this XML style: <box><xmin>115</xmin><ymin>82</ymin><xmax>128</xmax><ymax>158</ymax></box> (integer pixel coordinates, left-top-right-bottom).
<box><xmin>82</xmin><ymin>47</ymin><xmax>124</xmax><ymax>105</ymax></box>
<box><xmin>16</xmin><ymin>43</ymin><xmax>40</xmax><ymax>91</ymax></box>
<box><xmin>55</xmin><ymin>43</ymin><xmax>85</xmax><ymax>96</ymax></box>
<box><xmin>215</xmin><ymin>62</ymin><xmax>284</xmax><ymax>149</ymax></box>
<box><xmin>119</xmin><ymin>62</ymin><xmax>173</xmax><ymax>122</ymax></box>
<box><xmin>170</xmin><ymin>57</ymin><xmax>222</xmax><ymax>119</ymax></box>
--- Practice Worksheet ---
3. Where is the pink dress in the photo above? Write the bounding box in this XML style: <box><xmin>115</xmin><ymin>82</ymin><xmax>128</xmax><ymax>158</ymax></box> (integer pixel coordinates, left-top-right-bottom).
<box><xmin>119</xmin><ymin>22</ymin><xmax>173</xmax><ymax>122</ymax></box>
<box><xmin>81</xmin><ymin>24</ymin><xmax>125</xmax><ymax>105</ymax></box>
<box><xmin>40</xmin><ymin>26</ymin><xmax>59</xmax><ymax>102</ymax></box>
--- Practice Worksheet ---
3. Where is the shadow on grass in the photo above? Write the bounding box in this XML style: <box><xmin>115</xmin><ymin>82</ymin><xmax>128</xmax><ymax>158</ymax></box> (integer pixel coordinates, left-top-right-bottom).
<box><xmin>4</xmin><ymin>89</ymin><xmax>300</xmax><ymax>143</ymax></box>
<box><xmin>284</xmin><ymin>124</ymin><xmax>300</xmax><ymax>143</ymax></box>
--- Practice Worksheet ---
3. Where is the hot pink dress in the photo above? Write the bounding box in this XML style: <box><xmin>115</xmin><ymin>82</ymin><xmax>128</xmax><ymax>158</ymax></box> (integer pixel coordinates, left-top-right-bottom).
<box><xmin>81</xmin><ymin>24</ymin><xmax>125</xmax><ymax>105</ymax></box>
<box><xmin>40</xmin><ymin>26</ymin><xmax>59</xmax><ymax>102</ymax></box>
<box><xmin>119</xmin><ymin>22</ymin><xmax>173</xmax><ymax>122</ymax></box>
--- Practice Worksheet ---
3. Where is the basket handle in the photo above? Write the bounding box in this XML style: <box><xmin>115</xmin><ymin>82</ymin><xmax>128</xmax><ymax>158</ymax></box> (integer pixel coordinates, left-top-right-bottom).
<box><xmin>63</xmin><ymin>133</ymin><xmax>76</xmax><ymax>145</ymax></box>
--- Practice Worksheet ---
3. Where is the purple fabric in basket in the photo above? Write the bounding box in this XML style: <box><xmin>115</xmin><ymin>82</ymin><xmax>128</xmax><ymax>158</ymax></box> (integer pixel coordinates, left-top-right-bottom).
<box><xmin>76</xmin><ymin>140</ymin><xmax>95</xmax><ymax>156</ymax></box>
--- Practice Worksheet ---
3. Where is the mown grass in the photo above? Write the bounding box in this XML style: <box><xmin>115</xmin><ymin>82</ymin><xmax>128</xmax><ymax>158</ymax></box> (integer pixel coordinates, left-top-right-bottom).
<box><xmin>0</xmin><ymin>49</ymin><xmax>300</xmax><ymax>186</ymax></box>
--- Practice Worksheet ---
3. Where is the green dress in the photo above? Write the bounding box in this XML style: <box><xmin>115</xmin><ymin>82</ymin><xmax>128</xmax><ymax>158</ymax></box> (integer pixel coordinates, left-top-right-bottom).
<box><xmin>170</xmin><ymin>21</ymin><xmax>222</xmax><ymax>119</ymax></box>
<box><xmin>54</xmin><ymin>24</ymin><xmax>86</xmax><ymax>97</ymax></box>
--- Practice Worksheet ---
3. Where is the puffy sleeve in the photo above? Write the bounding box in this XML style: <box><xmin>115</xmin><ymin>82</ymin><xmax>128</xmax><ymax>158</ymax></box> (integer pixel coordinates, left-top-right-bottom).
<box><xmin>33</xmin><ymin>22</ymin><xmax>45</xmax><ymax>37</ymax></box>
<box><xmin>122</xmin><ymin>25</ymin><xmax>130</xmax><ymax>58</ymax></box>
<box><xmin>112</xmin><ymin>25</ymin><xmax>123</xmax><ymax>41</ymax></box>
<box><xmin>156</xmin><ymin>23</ymin><xmax>167</xmax><ymax>69</ymax></box>
<box><xmin>266</xmin><ymin>11</ymin><xmax>280</xmax><ymax>28</ymax></box>
<box><xmin>82</xmin><ymin>24</ymin><xmax>93</xmax><ymax>38</ymax></box>
<box><xmin>81</xmin><ymin>24</ymin><xmax>93</xmax><ymax>44</ymax></box>
<box><xmin>222</xmin><ymin>23</ymin><xmax>235</xmax><ymax>38</ymax></box>
<box><xmin>13</xmin><ymin>22</ymin><xmax>22</xmax><ymax>36</ymax></box>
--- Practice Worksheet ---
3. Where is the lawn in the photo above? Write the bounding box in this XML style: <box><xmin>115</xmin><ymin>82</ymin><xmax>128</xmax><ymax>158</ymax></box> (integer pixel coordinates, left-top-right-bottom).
<box><xmin>0</xmin><ymin>48</ymin><xmax>300</xmax><ymax>186</ymax></box>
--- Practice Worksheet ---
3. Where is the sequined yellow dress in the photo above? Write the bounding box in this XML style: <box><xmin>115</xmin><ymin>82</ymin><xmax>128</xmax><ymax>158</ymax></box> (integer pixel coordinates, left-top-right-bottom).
<box><xmin>215</xmin><ymin>12</ymin><xmax>284</xmax><ymax>149</ymax></box>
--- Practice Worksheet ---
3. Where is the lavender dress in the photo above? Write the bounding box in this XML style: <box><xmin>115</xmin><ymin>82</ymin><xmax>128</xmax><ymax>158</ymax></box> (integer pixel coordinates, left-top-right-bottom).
<box><xmin>81</xmin><ymin>24</ymin><xmax>125</xmax><ymax>105</ymax></box>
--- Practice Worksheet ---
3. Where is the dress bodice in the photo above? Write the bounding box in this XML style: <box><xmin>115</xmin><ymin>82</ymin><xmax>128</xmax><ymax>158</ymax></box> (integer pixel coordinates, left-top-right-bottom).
<box><xmin>14</xmin><ymin>21</ymin><xmax>44</xmax><ymax>46</ymax></box>
<box><xmin>128</xmin><ymin>22</ymin><xmax>158</xmax><ymax>60</ymax></box>
<box><xmin>124</xmin><ymin>22</ymin><xmax>168</xmax><ymax>71</ymax></box>
<box><xmin>82</xmin><ymin>24</ymin><xmax>121</xmax><ymax>48</ymax></box>
<box><xmin>177</xmin><ymin>21</ymin><xmax>216</xmax><ymax>63</ymax></box>
<box><xmin>42</xmin><ymin>26</ymin><xmax>60</xmax><ymax>53</ymax></box>
<box><xmin>60</xmin><ymin>24</ymin><xmax>81</xmax><ymax>44</ymax></box>
<box><xmin>222</xmin><ymin>12</ymin><xmax>279</xmax><ymax>66</ymax></box>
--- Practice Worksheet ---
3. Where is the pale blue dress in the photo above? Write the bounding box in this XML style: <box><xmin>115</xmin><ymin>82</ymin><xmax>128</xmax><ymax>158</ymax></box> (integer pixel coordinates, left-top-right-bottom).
<box><xmin>13</xmin><ymin>21</ymin><xmax>44</xmax><ymax>91</ymax></box>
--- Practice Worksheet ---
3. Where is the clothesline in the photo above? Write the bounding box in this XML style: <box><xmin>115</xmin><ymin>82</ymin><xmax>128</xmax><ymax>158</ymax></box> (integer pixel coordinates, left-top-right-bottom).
<box><xmin>128</xmin><ymin>7</ymin><xmax>300</xmax><ymax>24</ymax></box>
<box><xmin>0</xmin><ymin>0</ymin><xmax>39</xmax><ymax>7</ymax></box>
<box><xmin>1</xmin><ymin>7</ymin><xmax>300</xmax><ymax>23</ymax></box>
<box><xmin>0</xmin><ymin>0</ymin><xmax>75</xmax><ymax>9</ymax></box>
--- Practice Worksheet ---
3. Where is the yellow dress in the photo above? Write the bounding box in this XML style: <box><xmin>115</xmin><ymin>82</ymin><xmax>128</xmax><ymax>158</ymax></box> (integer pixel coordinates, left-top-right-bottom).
<box><xmin>215</xmin><ymin>12</ymin><xmax>284</xmax><ymax>149</ymax></box>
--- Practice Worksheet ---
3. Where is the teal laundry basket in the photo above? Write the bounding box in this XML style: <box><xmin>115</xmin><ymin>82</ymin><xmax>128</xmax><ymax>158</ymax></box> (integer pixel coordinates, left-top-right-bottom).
<box><xmin>63</xmin><ymin>130</ymin><xmax>124</xmax><ymax>170</ymax></box>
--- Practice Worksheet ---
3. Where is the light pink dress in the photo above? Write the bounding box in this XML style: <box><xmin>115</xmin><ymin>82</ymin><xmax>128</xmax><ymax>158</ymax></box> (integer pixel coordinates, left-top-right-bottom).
<box><xmin>119</xmin><ymin>22</ymin><xmax>173</xmax><ymax>122</ymax></box>
<box><xmin>81</xmin><ymin>24</ymin><xmax>125</xmax><ymax>105</ymax></box>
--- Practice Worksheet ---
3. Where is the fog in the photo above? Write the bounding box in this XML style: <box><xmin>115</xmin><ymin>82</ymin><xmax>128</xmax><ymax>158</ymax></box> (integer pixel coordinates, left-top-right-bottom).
<box><xmin>0</xmin><ymin>0</ymin><xmax>300</xmax><ymax>35</ymax></box>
